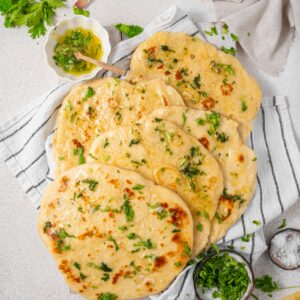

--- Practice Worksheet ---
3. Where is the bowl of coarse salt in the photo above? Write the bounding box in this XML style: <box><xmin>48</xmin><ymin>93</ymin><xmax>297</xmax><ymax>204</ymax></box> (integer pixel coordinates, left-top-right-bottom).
<box><xmin>268</xmin><ymin>228</ymin><xmax>300</xmax><ymax>270</ymax></box>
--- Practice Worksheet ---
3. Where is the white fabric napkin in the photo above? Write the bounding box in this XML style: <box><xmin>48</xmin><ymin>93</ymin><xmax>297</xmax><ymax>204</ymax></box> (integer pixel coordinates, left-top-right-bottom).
<box><xmin>0</xmin><ymin>5</ymin><xmax>299</xmax><ymax>300</ymax></box>
<box><xmin>221</xmin><ymin>0</ymin><xmax>299</xmax><ymax>75</ymax></box>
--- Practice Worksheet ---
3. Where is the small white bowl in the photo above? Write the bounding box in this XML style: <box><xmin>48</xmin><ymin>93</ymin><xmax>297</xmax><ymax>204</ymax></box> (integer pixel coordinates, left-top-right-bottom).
<box><xmin>44</xmin><ymin>16</ymin><xmax>111</xmax><ymax>81</ymax></box>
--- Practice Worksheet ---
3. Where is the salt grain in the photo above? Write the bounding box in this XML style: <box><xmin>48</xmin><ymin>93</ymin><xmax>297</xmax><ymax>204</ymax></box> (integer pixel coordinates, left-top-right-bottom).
<box><xmin>270</xmin><ymin>229</ymin><xmax>300</xmax><ymax>269</ymax></box>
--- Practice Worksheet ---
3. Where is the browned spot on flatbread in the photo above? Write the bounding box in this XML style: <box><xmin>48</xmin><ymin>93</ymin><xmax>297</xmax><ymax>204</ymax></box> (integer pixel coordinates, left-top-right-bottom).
<box><xmin>154</xmin><ymin>256</ymin><xmax>167</xmax><ymax>268</ymax></box>
<box><xmin>175</xmin><ymin>70</ymin><xmax>183</xmax><ymax>80</ymax></box>
<box><xmin>202</xmin><ymin>97</ymin><xmax>216</xmax><ymax>110</ymax></box>
<box><xmin>72</xmin><ymin>139</ymin><xmax>83</xmax><ymax>148</ymax></box>
<box><xmin>109</xmin><ymin>178</ymin><xmax>120</xmax><ymax>189</ymax></box>
<box><xmin>112</xmin><ymin>270</ymin><xmax>124</xmax><ymax>284</ymax></box>
<box><xmin>238</xmin><ymin>154</ymin><xmax>244</xmax><ymax>163</ymax></box>
<box><xmin>58</xmin><ymin>176</ymin><xmax>69</xmax><ymax>192</ymax></box>
<box><xmin>199</xmin><ymin>137</ymin><xmax>209</xmax><ymax>149</ymax></box>
<box><xmin>168</xmin><ymin>207</ymin><xmax>188</xmax><ymax>227</ymax></box>
<box><xmin>221</xmin><ymin>83</ymin><xmax>233</xmax><ymax>96</ymax></box>
<box><xmin>218</xmin><ymin>196</ymin><xmax>234</xmax><ymax>221</ymax></box>
<box><xmin>59</xmin><ymin>260</ymin><xmax>80</xmax><ymax>283</ymax></box>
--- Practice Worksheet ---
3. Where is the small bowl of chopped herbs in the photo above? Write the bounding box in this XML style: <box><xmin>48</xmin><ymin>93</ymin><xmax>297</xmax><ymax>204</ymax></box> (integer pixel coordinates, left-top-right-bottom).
<box><xmin>44</xmin><ymin>15</ymin><xmax>111</xmax><ymax>81</ymax></box>
<box><xmin>193</xmin><ymin>249</ymin><xmax>254</xmax><ymax>300</ymax></box>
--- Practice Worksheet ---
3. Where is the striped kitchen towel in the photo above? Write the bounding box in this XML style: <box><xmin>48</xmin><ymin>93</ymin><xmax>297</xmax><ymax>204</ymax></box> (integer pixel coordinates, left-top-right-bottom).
<box><xmin>0</xmin><ymin>6</ymin><xmax>299</xmax><ymax>300</ymax></box>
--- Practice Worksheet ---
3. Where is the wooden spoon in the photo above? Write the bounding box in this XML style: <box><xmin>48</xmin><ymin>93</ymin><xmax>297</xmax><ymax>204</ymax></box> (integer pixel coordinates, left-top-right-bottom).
<box><xmin>75</xmin><ymin>51</ymin><xmax>126</xmax><ymax>76</ymax></box>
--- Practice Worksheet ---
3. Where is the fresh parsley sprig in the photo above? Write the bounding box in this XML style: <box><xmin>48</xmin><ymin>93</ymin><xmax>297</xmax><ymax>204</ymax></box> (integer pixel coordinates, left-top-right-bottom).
<box><xmin>0</xmin><ymin>0</ymin><xmax>66</xmax><ymax>38</ymax></box>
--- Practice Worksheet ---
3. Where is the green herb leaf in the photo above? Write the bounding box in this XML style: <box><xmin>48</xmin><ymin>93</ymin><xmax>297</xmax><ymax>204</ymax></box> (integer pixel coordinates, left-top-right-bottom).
<box><xmin>129</xmin><ymin>138</ymin><xmax>140</xmax><ymax>147</ymax></box>
<box><xmin>73</xmin><ymin>6</ymin><xmax>89</xmax><ymax>17</ymax></box>
<box><xmin>205</xmin><ymin>26</ymin><xmax>218</xmax><ymax>36</ymax></box>
<box><xmin>115</xmin><ymin>23</ymin><xmax>143</xmax><ymax>38</ymax></box>
<box><xmin>98</xmin><ymin>292</ymin><xmax>118</xmax><ymax>300</ymax></box>
<box><xmin>74</xmin><ymin>145</ymin><xmax>85</xmax><ymax>165</ymax></box>
<box><xmin>253</xmin><ymin>220</ymin><xmax>261</xmax><ymax>226</ymax></box>
<box><xmin>82</xmin><ymin>87</ymin><xmax>95</xmax><ymax>102</ymax></box>
<box><xmin>107</xmin><ymin>235</ymin><xmax>119</xmax><ymax>251</ymax></box>
<box><xmin>241</xmin><ymin>99</ymin><xmax>248</xmax><ymax>111</ymax></box>
<box><xmin>197</xmin><ymin>223</ymin><xmax>203</xmax><ymax>232</ymax></box>
<box><xmin>43</xmin><ymin>221</ymin><xmax>52</xmax><ymax>233</ymax></box>
<box><xmin>160</xmin><ymin>45</ymin><xmax>175</xmax><ymax>52</ymax></box>
<box><xmin>82</xmin><ymin>178</ymin><xmax>98</xmax><ymax>191</ymax></box>
<box><xmin>132</xmin><ymin>184</ymin><xmax>145</xmax><ymax>190</ymax></box>
<box><xmin>254</xmin><ymin>275</ymin><xmax>281</xmax><ymax>294</ymax></box>
<box><xmin>73</xmin><ymin>262</ymin><xmax>81</xmax><ymax>270</ymax></box>
<box><xmin>122</xmin><ymin>197</ymin><xmax>134</xmax><ymax>222</ymax></box>
<box><xmin>230</xmin><ymin>33</ymin><xmax>239</xmax><ymax>42</ymax></box>
<box><xmin>278</xmin><ymin>218</ymin><xmax>286</xmax><ymax>229</ymax></box>
<box><xmin>1</xmin><ymin>0</ymin><xmax>66</xmax><ymax>38</ymax></box>
<box><xmin>221</xmin><ymin>46</ymin><xmax>237</xmax><ymax>56</ymax></box>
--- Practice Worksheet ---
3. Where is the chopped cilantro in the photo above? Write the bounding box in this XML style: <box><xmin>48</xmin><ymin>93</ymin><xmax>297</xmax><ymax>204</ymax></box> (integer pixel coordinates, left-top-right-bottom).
<box><xmin>222</xmin><ymin>24</ymin><xmax>229</xmax><ymax>35</ymax></box>
<box><xmin>132</xmin><ymin>184</ymin><xmax>145</xmax><ymax>190</ymax></box>
<box><xmin>82</xmin><ymin>178</ymin><xmax>98</xmax><ymax>191</ymax></box>
<box><xmin>241</xmin><ymin>99</ymin><xmax>247</xmax><ymax>111</ymax></box>
<box><xmin>73</xmin><ymin>7</ymin><xmax>89</xmax><ymax>17</ymax></box>
<box><xmin>221</xmin><ymin>46</ymin><xmax>237</xmax><ymax>56</ymax></box>
<box><xmin>215</xmin><ymin>212</ymin><xmax>222</xmax><ymax>224</ymax></box>
<box><xmin>74</xmin><ymin>145</ymin><xmax>85</xmax><ymax>165</ymax></box>
<box><xmin>73</xmin><ymin>262</ymin><xmax>81</xmax><ymax>270</ymax></box>
<box><xmin>160</xmin><ymin>45</ymin><xmax>175</xmax><ymax>52</ymax></box>
<box><xmin>196</xmin><ymin>252</ymin><xmax>250</xmax><ymax>300</ymax></box>
<box><xmin>183</xmin><ymin>242</ymin><xmax>192</xmax><ymax>257</ymax></box>
<box><xmin>205</xmin><ymin>26</ymin><xmax>218</xmax><ymax>36</ymax></box>
<box><xmin>122</xmin><ymin>197</ymin><xmax>134</xmax><ymax>222</ymax></box>
<box><xmin>230</xmin><ymin>33</ymin><xmax>239</xmax><ymax>42</ymax></box>
<box><xmin>278</xmin><ymin>218</ymin><xmax>286</xmax><ymax>229</ymax></box>
<box><xmin>65</xmin><ymin>101</ymin><xmax>73</xmax><ymax>111</ymax></box>
<box><xmin>241</xmin><ymin>233</ymin><xmax>253</xmax><ymax>242</ymax></box>
<box><xmin>118</xmin><ymin>225</ymin><xmax>128</xmax><ymax>231</ymax></box>
<box><xmin>191</xmin><ymin>74</ymin><xmax>201</xmax><ymax>89</ymax></box>
<box><xmin>107</xmin><ymin>235</ymin><xmax>119</xmax><ymax>251</ymax></box>
<box><xmin>43</xmin><ymin>221</ymin><xmax>52</xmax><ymax>233</ymax></box>
<box><xmin>129</xmin><ymin>138</ymin><xmax>140</xmax><ymax>147</ymax></box>
<box><xmin>115</xmin><ymin>23</ymin><xmax>143</xmax><ymax>38</ymax></box>
<box><xmin>174</xmin><ymin>261</ymin><xmax>181</xmax><ymax>267</ymax></box>
<box><xmin>217</xmin><ymin>132</ymin><xmax>229</xmax><ymax>143</ymax></box>
<box><xmin>82</xmin><ymin>87</ymin><xmax>95</xmax><ymax>102</ymax></box>
<box><xmin>98</xmin><ymin>292</ymin><xmax>118</xmax><ymax>300</ymax></box>
<box><xmin>253</xmin><ymin>220</ymin><xmax>261</xmax><ymax>226</ymax></box>
<box><xmin>197</xmin><ymin>223</ymin><xmax>203</xmax><ymax>232</ymax></box>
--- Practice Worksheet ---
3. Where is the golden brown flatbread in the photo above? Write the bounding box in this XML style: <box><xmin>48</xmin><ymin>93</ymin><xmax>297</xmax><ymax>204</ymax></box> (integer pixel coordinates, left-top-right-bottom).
<box><xmin>128</xmin><ymin>32</ymin><xmax>262</xmax><ymax>140</ymax></box>
<box><xmin>53</xmin><ymin>77</ymin><xmax>184</xmax><ymax>175</ymax></box>
<box><xmin>38</xmin><ymin>163</ymin><xmax>193</xmax><ymax>300</ymax></box>
<box><xmin>87</xmin><ymin>117</ymin><xmax>224</xmax><ymax>255</ymax></box>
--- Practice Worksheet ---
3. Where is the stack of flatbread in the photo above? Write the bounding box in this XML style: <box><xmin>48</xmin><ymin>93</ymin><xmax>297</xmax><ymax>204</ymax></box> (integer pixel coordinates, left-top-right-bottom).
<box><xmin>38</xmin><ymin>32</ymin><xmax>261</xmax><ymax>300</ymax></box>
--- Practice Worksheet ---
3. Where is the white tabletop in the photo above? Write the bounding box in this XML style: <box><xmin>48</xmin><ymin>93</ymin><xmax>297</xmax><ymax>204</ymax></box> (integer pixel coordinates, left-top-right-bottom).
<box><xmin>0</xmin><ymin>1</ymin><xmax>299</xmax><ymax>299</ymax></box>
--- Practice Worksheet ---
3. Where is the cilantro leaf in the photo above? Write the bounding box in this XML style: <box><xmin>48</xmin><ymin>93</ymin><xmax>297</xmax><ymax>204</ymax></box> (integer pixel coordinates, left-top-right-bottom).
<box><xmin>1</xmin><ymin>0</ymin><xmax>66</xmax><ymax>38</ymax></box>
<box><xmin>73</xmin><ymin>6</ymin><xmax>89</xmax><ymax>17</ymax></box>
<box><xmin>114</xmin><ymin>23</ymin><xmax>143</xmax><ymax>38</ymax></box>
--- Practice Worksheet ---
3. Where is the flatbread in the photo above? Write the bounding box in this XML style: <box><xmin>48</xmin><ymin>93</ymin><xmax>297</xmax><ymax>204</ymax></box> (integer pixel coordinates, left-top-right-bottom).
<box><xmin>87</xmin><ymin>118</ymin><xmax>224</xmax><ymax>255</ymax></box>
<box><xmin>38</xmin><ymin>163</ymin><xmax>193</xmax><ymax>300</ymax></box>
<box><xmin>53</xmin><ymin>77</ymin><xmax>184</xmax><ymax>175</ymax></box>
<box><xmin>128</xmin><ymin>31</ymin><xmax>262</xmax><ymax>141</ymax></box>
<box><xmin>145</xmin><ymin>106</ymin><xmax>257</xmax><ymax>243</ymax></box>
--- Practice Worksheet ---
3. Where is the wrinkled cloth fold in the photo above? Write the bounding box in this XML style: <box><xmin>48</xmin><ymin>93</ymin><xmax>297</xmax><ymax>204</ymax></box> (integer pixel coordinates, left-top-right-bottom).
<box><xmin>221</xmin><ymin>0</ymin><xmax>298</xmax><ymax>75</ymax></box>
<box><xmin>0</xmin><ymin>5</ymin><xmax>299</xmax><ymax>300</ymax></box>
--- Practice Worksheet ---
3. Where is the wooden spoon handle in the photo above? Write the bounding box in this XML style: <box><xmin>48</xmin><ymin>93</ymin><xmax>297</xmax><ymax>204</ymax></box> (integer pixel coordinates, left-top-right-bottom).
<box><xmin>75</xmin><ymin>51</ymin><xmax>126</xmax><ymax>76</ymax></box>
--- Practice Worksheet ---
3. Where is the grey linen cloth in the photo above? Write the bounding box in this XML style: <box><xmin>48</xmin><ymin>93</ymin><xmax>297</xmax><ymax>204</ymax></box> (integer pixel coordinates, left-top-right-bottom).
<box><xmin>0</xmin><ymin>5</ymin><xmax>299</xmax><ymax>300</ymax></box>
<box><xmin>216</xmin><ymin>0</ymin><xmax>300</xmax><ymax>75</ymax></box>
